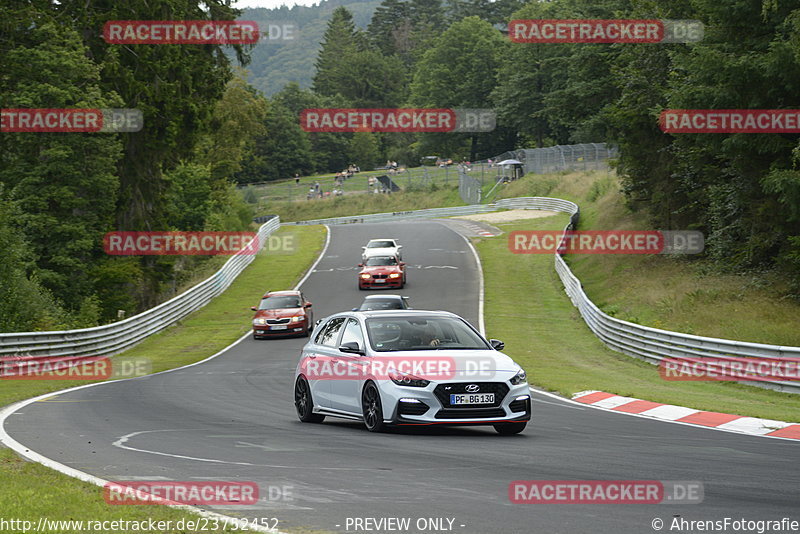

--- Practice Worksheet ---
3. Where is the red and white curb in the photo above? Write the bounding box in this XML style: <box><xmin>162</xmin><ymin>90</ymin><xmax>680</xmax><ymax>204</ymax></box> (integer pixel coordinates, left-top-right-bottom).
<box><xmin>572</xmin><ymin>390</ymin><xmax>800</xmax><ymax>441</ymax></box>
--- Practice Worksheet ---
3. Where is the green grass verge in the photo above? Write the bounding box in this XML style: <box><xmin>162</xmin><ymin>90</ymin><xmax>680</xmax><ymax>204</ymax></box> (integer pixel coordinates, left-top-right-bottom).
<box><xmin>477</xmin><ymin>215</ymin><xmax>800</xmax><ymax>422</ymax></box>
<box><xmin>496</xmin><ymin>170</ymin><xmax>800</xmax><ymax>346</ymax></box>
<box><xmin>0</xmin><ymin>225</ymin><xmax>327</xmax><ymax>534</ymax></box>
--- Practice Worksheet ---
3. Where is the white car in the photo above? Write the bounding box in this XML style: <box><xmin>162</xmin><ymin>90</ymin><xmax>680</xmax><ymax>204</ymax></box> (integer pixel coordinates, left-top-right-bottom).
<box><xmin>293</xmin><ymin>310</ymin><xmax>530</xmax><ymax>434</ymax></box>
<box><xmin>362</xmin><ymin>239</ymin><xmax>402</xmax><ymax>262</ymax></box>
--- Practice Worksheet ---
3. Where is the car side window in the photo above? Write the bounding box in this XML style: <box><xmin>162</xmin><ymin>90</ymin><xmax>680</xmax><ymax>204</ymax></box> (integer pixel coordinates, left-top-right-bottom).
<box><xmin>316</xmin><ymin>317</ymin><xmax>346</xmax><ymax>347</ymax></box>
<box><xmin>338</xmin><ymin>318</ymin><xmax>364</xmax><ymax>349</ymax></box>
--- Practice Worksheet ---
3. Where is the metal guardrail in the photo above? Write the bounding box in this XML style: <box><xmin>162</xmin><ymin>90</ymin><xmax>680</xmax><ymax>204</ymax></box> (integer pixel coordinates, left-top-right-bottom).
<box><xmin>291</xmin><ymin>197</ymin><xmax>800</xmax><ymax>394</ymax></box>
<box><xmin>0</xmin><ymin>217</ymin><xmax>281</xmax><ymax>370</ymax></box>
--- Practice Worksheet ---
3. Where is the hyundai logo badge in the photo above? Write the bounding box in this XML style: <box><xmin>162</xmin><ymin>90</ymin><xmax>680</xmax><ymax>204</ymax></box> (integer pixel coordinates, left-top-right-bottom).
<box><xmin>465</xmin><ymin>384</ymin><xmax>480</xmax><ymax>393</ymax></box>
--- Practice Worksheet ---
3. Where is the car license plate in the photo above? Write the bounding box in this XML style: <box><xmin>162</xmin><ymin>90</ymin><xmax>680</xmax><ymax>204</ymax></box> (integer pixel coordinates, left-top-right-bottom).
<box><xmin>373</xmin><ymin>279</ymin><xmax>385</xmax><ymax>284</ymax></box>
<box><xmin>450</xmin><ymin>393</ymin><xmax>495</xmax><ymax>405</ymax></box>
<box><xmin>270</xmin><ymin>325</ymin><xmax>288</xmax><ymax>330</ymax></box>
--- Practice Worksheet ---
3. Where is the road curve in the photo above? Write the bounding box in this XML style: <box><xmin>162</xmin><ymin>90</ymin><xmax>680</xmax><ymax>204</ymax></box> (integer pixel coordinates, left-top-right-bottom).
<box><xmin>4</xmin><ymin>221</ymin><xmax>798</xmax><ymax>534</ymax></box>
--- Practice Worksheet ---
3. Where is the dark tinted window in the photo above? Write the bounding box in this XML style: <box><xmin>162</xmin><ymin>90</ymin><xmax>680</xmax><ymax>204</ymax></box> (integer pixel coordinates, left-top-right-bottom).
<box><xmin>367</xmin><ymin>240</ymin><xmax>395</xmax><ymax>248</ymax></box>
<box><xmin>315</xmin><ymin>317</ymin><xmax>346</xmax><ymax>347</ymax></box>
<box><xmin>360</xmin><ymin>298</ymin><xmax>405</xmax><ymax>310</ymax></box>
<box><xmin>259</xmin><ymin>295</ymin><xmax>302</xmax><ymax>309</ymax></box>
<box><xmin>365</xmin><ymin>256</ymin><xmax>398</xmax><ymax>266</ymax></box>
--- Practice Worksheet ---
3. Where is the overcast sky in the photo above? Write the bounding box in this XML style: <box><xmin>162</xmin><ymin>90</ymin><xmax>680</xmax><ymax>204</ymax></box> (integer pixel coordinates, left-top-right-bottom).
<box><xmin>233</xmin><ymin>0</ymin><xmax>319</xmax><ymax>9</ymax></box>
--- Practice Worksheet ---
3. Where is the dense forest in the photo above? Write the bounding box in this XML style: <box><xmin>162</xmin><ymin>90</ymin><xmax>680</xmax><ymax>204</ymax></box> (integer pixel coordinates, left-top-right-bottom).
<box><xmin>2</xmin><ymin>0</ymin><xmax>800</xmax><ymax>333</ymax></box>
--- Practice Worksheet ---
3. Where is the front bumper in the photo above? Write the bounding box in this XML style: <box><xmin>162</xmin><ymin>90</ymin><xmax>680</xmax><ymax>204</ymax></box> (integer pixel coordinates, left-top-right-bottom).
<box><xmin>359</xmin><ymin>277</ymin><xmax>403</xmax><ymax>289</ymax></box>
<box><xmin>383</xmin><ymin>380</ymin><xmax>531</xmax><ymax>426</ymax></box>
<box><xmin>253</xmin><ymin>322</ymin><xmax>307</xmax><ymax>337</ymax></box>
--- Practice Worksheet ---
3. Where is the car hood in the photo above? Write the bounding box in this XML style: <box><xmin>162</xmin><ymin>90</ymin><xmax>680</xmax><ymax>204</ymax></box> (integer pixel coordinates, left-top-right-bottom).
<box><xmin>254</xmin><ymin>308</ymin><xmax>303</xmax><ymax>319</ymax></box>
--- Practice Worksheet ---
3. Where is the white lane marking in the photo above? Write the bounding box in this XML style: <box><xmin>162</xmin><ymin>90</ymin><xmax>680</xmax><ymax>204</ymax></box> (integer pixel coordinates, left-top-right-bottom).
<box><xmin>533</xmin><ymin>397</ymin><xmax>586</xmax><ymax>410</ymax></box>
<box><xmin>459</xmin><ymin>230</ymin><xmax>485</xmax><ymax>336</ymax></box>
<box><xmin>113</xmin><ymin>429</ymin><xmax>255</xmax><ymax>465</ymax></box>
<box><xmin>110</xmin><ymin>429</ymin><xmax>411</xmax><ymax>471</ymax></box>
<box><xmin>294</xmin><ymin>224</ymin><xmax>330</xmax><ymax>290</ymax></box>
<box><xmin>0</xmin><ymin>226</ymin><xmax>334</xmax><ymax>534</ymax></box>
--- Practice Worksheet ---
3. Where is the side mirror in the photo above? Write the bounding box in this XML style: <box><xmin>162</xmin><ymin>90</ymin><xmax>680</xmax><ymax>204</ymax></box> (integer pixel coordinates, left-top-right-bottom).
<box><xmin>304</xmin><ymin>302</ymin><xmax>312</xmax><ymax>308</ymax></box>
<box><xmin>358</xmin><ymin>263</ymin><xmax>364</xmax><ymax>267</ymax></box>
<box><xmin>399</xmin><ymin>262</ymin><xmax>406</xmax><ymax>266</ymax></box>
<box><xmin>351</xmin><ymin>307</ymin><xmax>359</xmax><ymax>311</ymax></box>
<box><xmin>250</xmin><ymin>306</ymin><xmax>258</xmax><ymax>311</ymax></box>
<box><xmin>338</xmin><ymin>341</ymin><xmax>364</xmax><ymax>355</ymax></box>
<box><xmin>361</xmin><ymin>246</ymin><xmax>366</xmax><ymax>250</ymax></box>
<box><xmin>490</xmin><ymin>339</ymin><xmax>505</xmax><ymax>351</ymax></box>
<box><xmin>398</xmin><ymin>245</ymin><xmax>403</xmax><ymax>248</ymax></box>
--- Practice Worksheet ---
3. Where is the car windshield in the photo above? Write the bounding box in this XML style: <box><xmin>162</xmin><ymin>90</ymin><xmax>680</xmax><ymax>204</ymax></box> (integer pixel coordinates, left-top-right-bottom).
<box><xmin>365</xmin><ymin>256</ymin><xmax>398</xmax><ymax>266</ymax></box>
<box><xmin>367</xmin><ymin>240</ymin><xmax>395</xmax><ymax>248</ymax></box>
<box><xmin>365</xmin><ymin>316</ymin><xmax>489</xmax><ymax>352</ymax></box>
<box><xmin>258</xmin><ymin>296</ymin><xmax>301</xmax><ymax>310</ymax></box>
<box><xmin>360</xmin><ymin>298</ymin><xmax>405</xmax><ymax>310</ymax></box>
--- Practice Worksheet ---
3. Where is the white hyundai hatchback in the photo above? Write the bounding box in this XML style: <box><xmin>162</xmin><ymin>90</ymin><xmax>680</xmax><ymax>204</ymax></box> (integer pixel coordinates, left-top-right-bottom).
<box><xmin>293</xmin><ymin>310</ymin><xmax>530</xmax><ymax>434</ymax></box>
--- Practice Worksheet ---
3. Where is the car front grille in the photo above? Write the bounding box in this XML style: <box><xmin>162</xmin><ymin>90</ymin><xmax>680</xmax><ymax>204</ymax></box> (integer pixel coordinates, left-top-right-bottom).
<box><xmin>266</xmin><ymin>318</ymin><xmax>290</xmax><ymax>325</ymax></box>
<box><xmin>372</xmin><ymin>274</ymin><xmax>388</xmax><ymax>279</ymax></box>
<box><xmin>435</xmin><ymin>408</ymin><xmax>506</xmax><ymax>419</ymax></box>
<box><xmin>434</xmin><ymin>382</ymin><xmax>509</xmax><ymax>408</ymax></box>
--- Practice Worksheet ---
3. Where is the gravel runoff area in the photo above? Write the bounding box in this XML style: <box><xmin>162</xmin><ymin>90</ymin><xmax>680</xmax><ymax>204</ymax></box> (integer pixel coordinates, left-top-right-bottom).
<box><xmin>455</xmin><ymin>208</ymin><xmax>560</xmax><ymax>223</ymax></box>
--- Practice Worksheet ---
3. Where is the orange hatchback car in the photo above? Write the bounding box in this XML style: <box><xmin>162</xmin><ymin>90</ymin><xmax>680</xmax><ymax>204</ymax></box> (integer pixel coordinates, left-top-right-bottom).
<box><xmin>251</xmin><ymin>290</ymin><xmax>313</xmax><ymax>339</ymax></box>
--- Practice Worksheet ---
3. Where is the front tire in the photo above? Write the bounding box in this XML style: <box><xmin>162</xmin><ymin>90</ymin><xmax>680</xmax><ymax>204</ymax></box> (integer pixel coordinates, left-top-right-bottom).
<box><xmin>494</xmin><ymin>422</ymin><xmax>527</xmax><ymax>435</ymax></box>
<box><xmin>361</xmin><ymin>382</ymin><xmax>386</xmax><ymax>432</ymax></box>
<box><xmin>295</xmin><ymin>377</ymin><xmax>325</xmax><ymax>423</ymax></box>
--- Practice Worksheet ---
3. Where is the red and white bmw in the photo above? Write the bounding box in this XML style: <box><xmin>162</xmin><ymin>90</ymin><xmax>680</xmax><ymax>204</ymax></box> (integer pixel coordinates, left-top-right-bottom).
<box><xmin>358</xmin><ymin>255</ymin><xmax>406</xmax><ymax>290</ymax></box>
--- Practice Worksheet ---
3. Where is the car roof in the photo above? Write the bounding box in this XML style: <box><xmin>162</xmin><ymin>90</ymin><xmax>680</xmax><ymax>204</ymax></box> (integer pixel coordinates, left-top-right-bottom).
<box><xmin>351</xmin><ymin>309</ymin><xmax>456</xmax><ymax>319</ymax></box>
<box><xmin>363</xmin><ymin>294</ymin><xmax>405</xmax><ymax>300</ymax></box>
<box><xmin>367</xmin><ymin>238</ymin><xmax>398</xmax><ymax>243</ymax></box>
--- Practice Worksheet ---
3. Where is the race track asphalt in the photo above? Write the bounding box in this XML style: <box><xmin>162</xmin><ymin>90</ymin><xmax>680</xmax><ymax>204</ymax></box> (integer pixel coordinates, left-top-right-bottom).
<box><xmin>4</xmin><ymin>221</ymin><xmax>799</xmax><ymax>534</ymax></box>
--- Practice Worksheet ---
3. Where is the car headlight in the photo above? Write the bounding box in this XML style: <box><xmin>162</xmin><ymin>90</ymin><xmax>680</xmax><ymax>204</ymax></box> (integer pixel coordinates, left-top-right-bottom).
<box><xmin>509</xmin><ymin>369</ymin><xmax>527</xmax><ymax>385</ymax></box>
<box><xmin>253</xmin><ymin>318</ymin><xmax>267</xmax><ymax>325</ymax></box>
<box><xmin>290</xmin><ymin>315</ymin><xmax>304</xmax><ymax>323</ymax></box>
<box><xmin>360</xmin><ymin>273</ymin><xmax>371</xmax><ymax>279</ymax></box>
<box><xmin>389</xmin><ymin>371</ymin><xmax>430</xmax><ymax>387</ymax></box>
<box><xmin>388</xmin><ymin>273</ymin><xmax>401</xmax><ymax>279</ymax></box>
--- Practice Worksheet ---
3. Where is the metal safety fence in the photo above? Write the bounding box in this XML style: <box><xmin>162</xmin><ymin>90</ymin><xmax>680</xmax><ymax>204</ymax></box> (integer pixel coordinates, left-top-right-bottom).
<box><xmin>0</xmin><ymin>217</ymin><xmax>281</xmax><ymax>371</ymax></box>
